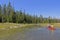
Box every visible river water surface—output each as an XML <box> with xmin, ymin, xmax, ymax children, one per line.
<box><xmin>0</xmin><ymin>27</ymin><xmax>60</xmax><ymax>40</ymax></box>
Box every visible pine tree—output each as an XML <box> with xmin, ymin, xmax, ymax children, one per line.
<box><xmin>0</xmin><ymin>5</ymin><xmax>2</xmax><ymax>22</ymax></box>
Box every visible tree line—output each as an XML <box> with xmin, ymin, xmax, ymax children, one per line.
<box><xmin>0</xmin><ymin>2</ymin><xmax>60</xmax><ymax>23</ymax></box>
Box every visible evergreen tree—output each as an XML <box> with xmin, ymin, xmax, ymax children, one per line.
<box><xmin>2</xmin><ymin>4</ymin><xmax>7</xmax><ymax>22</ymax></box>
<box><xmin>0</xmin><ymin>5</ymin><xmax>2</xmax><ymax>22</ymax></box>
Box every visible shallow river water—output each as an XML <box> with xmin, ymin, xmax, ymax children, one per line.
<box><xmin>0</xmin><ymin>27</ymin><xmax>60</xmax><ymax>40</ymax></box>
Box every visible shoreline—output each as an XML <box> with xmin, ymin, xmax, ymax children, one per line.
<box><xmin>0</xmin><ymin>23</ymin><xmax>60</xmax><ymax>38</ymax></box>
<box><xmin>0</xmin><ymin>23</ymin><xmax>60</xmax><ymax>29</ymax></box>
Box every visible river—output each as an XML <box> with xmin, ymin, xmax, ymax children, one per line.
<box><xmin>0</xmin><ymin>27</ymin><xmax>60</xmax><ymax>40</ymax></box>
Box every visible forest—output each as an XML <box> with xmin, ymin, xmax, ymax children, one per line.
<box><xmin>0</xmin><ymin>2</ymin><xmax>60</xmax><ymax>24</ymax></box>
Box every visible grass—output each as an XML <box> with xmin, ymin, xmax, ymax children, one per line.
<box><xmin>0</xmin><ymin>23</ymin><xmax>60</xmax><ymax>29</ymax></box>
<box><xmin>0</xmin><ymin>23</ymin><xmax>60</xmax><ymax>28</ymax></box>
<box><xmin>39</xmin><ymin>23</ymin><xmax>60</xmax><ymax>28</ymax></box>
<box><xmin>52</xmin><ymin>23</ymin><xmax>60</xmax><ymax>28</ymax></box>
<box><xmin>0</xmin><ymin>23</ymin><xmax>41</xmax><ymax>29</ymax></box>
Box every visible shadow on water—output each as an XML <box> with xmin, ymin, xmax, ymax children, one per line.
<box><xmin>0</xmin><ymin>27</ymin><xmax>60</xmax><ymax>40</ymax></box>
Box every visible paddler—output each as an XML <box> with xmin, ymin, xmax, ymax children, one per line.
<box><xmin>48</xmin><ymin>24</ymin><xmax>55</xmax><ymax>30</ymax></box>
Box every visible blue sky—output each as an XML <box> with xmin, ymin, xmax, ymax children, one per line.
<box><xmin>0</xmin><ymin>0</ymin><xmax>60</xmax><ymax>18</ymax></box>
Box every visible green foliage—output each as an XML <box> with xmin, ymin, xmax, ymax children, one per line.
<box><xmin>0</xmin><ymin>5</ymin><xmax>2</xmax><ymax>22</ymax></box>
<box><xmin>0</xmin><ymin>2</ymin><xmax>60</xmax><ymax>23</ymax></box>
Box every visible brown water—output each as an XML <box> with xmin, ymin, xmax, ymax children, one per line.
<box><xmin>0</xmin><ymin>27</ymin><xmax>60</xmax><ymax>40</ymax></box>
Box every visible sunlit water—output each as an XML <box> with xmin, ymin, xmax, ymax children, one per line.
<box><xmin>0</xmin><ymin>27</ymin><xmax>60</xmax><ymax>40</ymax></box>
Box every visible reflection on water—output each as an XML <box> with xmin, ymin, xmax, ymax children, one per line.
<box><xmin>0</xmin><ymin>27</ymin><xmax>60</xmax><ymax>40</ymax></box>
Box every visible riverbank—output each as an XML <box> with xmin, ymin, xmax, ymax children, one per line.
<box><xmin>0</xmin><ymin>23</ymin><xmax>60</xmax><ymax>38</ymax></box>
<box><xmin>0</xmin><ymin>23</ymin><xmax>41</xmax><ymax>38</ymax></box>
<box><xmin>0</xmin><ymin>23</ymin><xmax>60</xmax><ymax>29</ymax></box>
<box><xmin>40</xmin><ymin>23</ymin><xmax>60</xmax><ymax>28</ymax></box>
<box><xmin>0</xmin><ymin>23</ymin><xmax>41</xmax><ymax>29</ymax></box>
